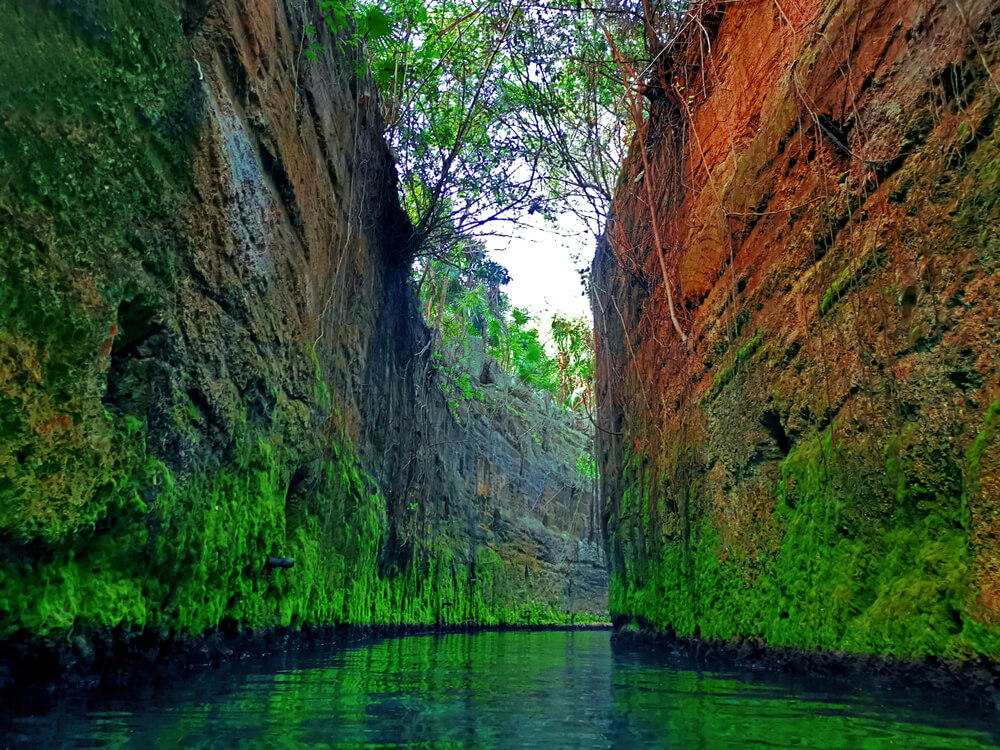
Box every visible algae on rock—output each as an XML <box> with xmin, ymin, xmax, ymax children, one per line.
<box><xmin>0</xmin><ymin>0</ymin><xmax>606</xmax><ymax>663</ymax></box>
<box><xmin>593</xmin><ymin>0</ymin><xmax>1000</xmax><ymax>661</ymax></box>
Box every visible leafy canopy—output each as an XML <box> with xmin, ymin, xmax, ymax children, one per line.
<box><xmin>417</xmin><ymin>248</ymin><xmax>593</xmax><ymax>409</ymax></box>
<box><xmin>307</xmin><ymin>0</ymin><xmax>691</xmax><ymax>400</ymax></box>
<box><xmin>310</xmin><ymin>0</ymin><xmax>692</xmax><ymax>253</ymax></box>
<box><xmin>323</xmin><ymin>0</ymin><xmax>656</xmax><ymax>253</ymax></box>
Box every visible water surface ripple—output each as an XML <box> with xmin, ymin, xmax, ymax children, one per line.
<box><xmin>6</xmin><ymin>630</ymin><xmax>999</xmax><ymax>748</ymax></box>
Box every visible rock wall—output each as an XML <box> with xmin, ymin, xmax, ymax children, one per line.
<box><xmin>594</xmin><ymin>0</ymin><xmax>1000</xmax><ymax>659</ymax></box>
<box><xmin>0</xmin><ymin>0</ymin><xmax>604</xmax><ymax>663</ymax></box>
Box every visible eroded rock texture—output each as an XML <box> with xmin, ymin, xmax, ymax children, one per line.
<box><xmin>0</xmin><ymin>0</ymin><xmax>604</xmax><ymax>663</ymax></box>
<box><xmin>594</xmin><ymin>0</ymin><xmax>1000</xmax><ymax>658</ymax></box>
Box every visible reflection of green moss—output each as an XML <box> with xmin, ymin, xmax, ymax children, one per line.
<box><xmin>10</xmin><ymin>630</ymin><xmax>1000</xmax><ymax>747</ymax></box>
<box><xmin>609</xmin><ymin>418</ymin><xmax>1000</xmax><ymax>659</ymax></box>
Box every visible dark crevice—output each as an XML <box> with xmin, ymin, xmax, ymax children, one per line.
<box><xmin>180</xmin><ymin>0</ymin><xmax>210</xmax><ymax>35</ymax></box>
<box><xmin>220</xmin><ymin>43</ymin><xmax>252</xmax><ymax>107</ymax></box>
<box><xmin>947</xmin><ymin>370</ymin><xmax>983</xmax><ymax>392</ymax></box>
<box><xmin>186</xmin><ymin>388</ymin><xmax>211</xmax><ymax>421</ymax></box>
<box><xmin>102</xmin><ymin>297</ymin><xmax>166</xmax><ymax>415</ymax></box>
<box><xmin>285</xmin><ymin>466</ymin><xmax>318</xmax><ymax>529</ymax></box>
<box><xmin>760</xmin><ymin>410</ymin><xmax>792</xmax><ymax>456</ymax></box>
<box><xmin>816</xmin><ymin>113</ymin><xmax>853</xmax><ymax>157</ymax></box>
<box><xmin>936</xmin><ymin>61</ymin><xmax>978</xmax><ymax>109</ymax></box>
<box><xmin>783</xmin><ymin>340</ymin><xmax>802</xmax><ymax>363</ymax></box>
<box><xmin>258</xmin><ymin>139</ymin><xmax>299</xmax><ymax>226</ymax></box>
<box><xmin>896</xmin><ymin>330</ymin><xmax>944</xmax><ymax>357</ymax></box>
<box><xmin>952</xmin><ymin>108</ymin><xmax>998</xmax><ymax>167</ymax></box>
<box><xmin>300</xmin><ymin>86</ymin><xmax>342</xmax><ymax>198</ymax></box>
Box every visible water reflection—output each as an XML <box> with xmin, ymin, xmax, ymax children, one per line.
<box><xmin>5</xmin><ymin>631</ymin><xmax>998</xmax><ymax>748</ymax></box>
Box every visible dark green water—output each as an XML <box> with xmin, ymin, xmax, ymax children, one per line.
<box><xmin>5</xmin><ymin>630</ymin><xmax>999</xmax><ymax>748</ymax></box>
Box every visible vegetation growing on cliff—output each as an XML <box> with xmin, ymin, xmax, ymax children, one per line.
<box><xmin>417</xmin><ymin>251</ymin><xmax>595</xmax><ymax>410</ymax></box>
<box><xmin>0</xmin><ymin>421</ymin><xmax>574</xmax><ymax>637</ymax></box>
<box><xmin>609</xmin><ymin>415</ymin><xmax>1000</xmax><ymax>660</ymax></box>
<box><xmin>597</xmin><ymin>0</ymin><xmax>1000</xmax><ymax>664</ymax></box>
<box><xmin>0</xmin><ymin>0</ymin><xmax>196</xmax><ymax>540</ymax></box>
<box><xmin>0</xmin><ymin>0</ymin><xmax>607</xmax><ymax>653</ymax></box>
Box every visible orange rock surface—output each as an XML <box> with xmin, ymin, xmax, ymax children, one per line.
<box><xmin>595</xmin><ymin>0</ymin><xmax>1000</xmax><ymax>656</ymax></box>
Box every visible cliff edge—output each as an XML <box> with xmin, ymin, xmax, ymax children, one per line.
<box><xmin>0</xmin><ymin>0</ymin><xmax>604</xmax><ymax>688</ymax></box>
<box><xmin>595</xmin><ymin>0</ymin><xmax>1000</xmax><ymax>660</ymax></box>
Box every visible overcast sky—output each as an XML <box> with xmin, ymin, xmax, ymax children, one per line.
<box><xmin>486</xmin><ymin>215</ymin><xmax>594</xmax><ymax>325</ymax></box>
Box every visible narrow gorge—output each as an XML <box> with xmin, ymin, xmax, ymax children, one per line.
<box><xmin>2</xmin><ymin>0</ymin><xmax>1000</xmax><ymax>714</ymax></box>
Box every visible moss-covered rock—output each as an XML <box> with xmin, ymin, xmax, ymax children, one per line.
<box><xmin>594</xmin><ymin>0</ymin><xmax>1000</xmax><ymax>662</ymax></box>
<box><xmin>0</xmin><ymin>0</ymin><xmax>605</xmax><ymax>670</ymax></box>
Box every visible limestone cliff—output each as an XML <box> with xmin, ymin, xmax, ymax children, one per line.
<box><xmin>0</xmin><ymin>0</ymin><xmax>604</xmax><ymax>673</ymax></box>
<box><xmin>595</xmin><ymin>0</ymin><xmax>1000</xmax><ymax>659</ymax></box>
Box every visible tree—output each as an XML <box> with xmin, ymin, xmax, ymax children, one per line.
<box><xmin>358</xmin><ymin>0</ymin><xmax>653</xmax><ymax>257</ymax></box>
<box><xmin>314</xmin><ymin>0</ymin><xmax>692</xmax><ymax>257</ymax></box>
<box><xmin>549</xmin><ymin>313</ymin><xmax>594</xmax><ymax>408</ymax></box>
<box><xmin>310</xmin><ymin>0</ymin><xmax>688</xmax><ymax>376</ymax></box>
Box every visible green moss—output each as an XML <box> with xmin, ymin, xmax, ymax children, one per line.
<box><xmin>1</xmin><ymin>408</ymin><xmax>583</xmax><ymax>637</ymax></box>
<box><xmin>736</xmin><ymin>330</ymin><xmax>764</xmax><ymax>362</ymax></box>
<box><xmin>818</xmin><ymin>245</ymin><xmax>886</xmax><ymax>315</ymax></box>
<box><xmin>952</xmin><ymin>137</ymin><xmax>1000</xmax><ymax>263</ymax></box>
<box><xmin>0</xmin><ymin>0</ymin><xmax>197</xmax><ymax>541</ymax></box>
<box><xmin>703</xmin><ymin>329</ymin><xmax>765</xmax><ymax>402</ymax></box>
<box><xmin>966</xmin><ymin>399</ymin><xmax>1000</xmax><ymax>491</ymax></box>
<box><xmin>609</xmin><ymin>422</ymin><xmax>1000</xmax><ymax>660</ymax></box>
<box><xmin>819</xmin><ymin>267</ymin><xmax>852</xmax><ymax>314</ymax></box>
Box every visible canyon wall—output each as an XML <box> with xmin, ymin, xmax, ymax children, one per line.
<box><xmin>0</xmin><ymin>0</ymin><xmax>604</xmax><ymax>671</ymax></box>
<box><xmin>595</xmin><ymin>0</ymin><xmax>1000</xmax><ymax>659</ymax></box>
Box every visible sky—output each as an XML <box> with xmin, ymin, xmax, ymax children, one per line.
<box><xmin>485</xmin><ymin>214</ymin><xmax>595</xmax><ymax>324</ymax></box>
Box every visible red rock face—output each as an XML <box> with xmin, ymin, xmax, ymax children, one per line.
<box><xmin>595</xmin><ymin>0</ymin><xmax>1000</xmax><ymax>655</ymax></box>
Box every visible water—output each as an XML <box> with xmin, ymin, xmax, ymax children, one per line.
<box><xmin>4</xmin><ymin>630</ymin><xmax>998</xmax><ymax>748</ymax></box>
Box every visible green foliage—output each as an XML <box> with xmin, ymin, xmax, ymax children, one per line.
<box><xmin>576</xmin><ymin>453</ymin><xmax>599</xmax><ymax>481</ymax></box>
<box><xmin>418</xmin><ymin>252</ymin><xmax>594</xmax><ymax>408</ymax></box>
<box><xmin>550</xmin><ymin>313</ymin><xmax>595</xmax><ymax>408</ymax></box>
<box><xmin>312</xmin><ymin>0</ymin><xmax>645</xmax><ymax>252</ymax></box>
<box><xmin>501</xmin><ymin>309</ymin><xmax>555</xmax><ymax>391</ymax></box>
<box><xmin>304</xmin><ymin>1</ymin><xmax>397</xmax><ymax>62</ymax></box>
